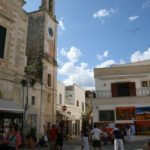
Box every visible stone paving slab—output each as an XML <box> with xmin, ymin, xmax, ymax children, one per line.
<box><xmin>21</xmin><ymin>140</ymin><xmax>145</xmax><ymax>150</ymax></box>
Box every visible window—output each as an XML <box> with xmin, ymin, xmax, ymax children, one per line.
<box><xmin>31</xmin><ymin>96</ymin><xmax>35</xmax><ymax>105</ymax></box>
<box><xmin>47</xmin><ymin>74</ymin><xmax>51</xmax><ymax>87</ymax></box>
<box><xmin>59</xmin><ymin>93</ymin><xmax>62</xmax><ymax>105</ymax></box>
<box><xmin>76</xmin><ymin>100</ymin><xmax>79</xmax><ymax>107</ymax></box>
<box><xmin>0</xmin><ymin>25</ymin><xmax>7</xmax><ymax>59</ymax></box>
<box><xmin>82</xmin><ymin>102</ymin><xmax>84</xmax><ymax>111</ymax></box>
<box><xmin>141</xmin><ymin>81</ymin><xmax>148</xmax><ymax>87</ymax></box>
<box><xmin>47</xmin><ymin>94</ymin><xmax>51</xmax><ymax>103</ymax></box>
<box><xmin>99</xmin><ymin>110</ymin><xmax>115</xmax><ymax>121</ymax></box>
<box><xmin>111</xmin><ymin>82</ymin><xmax>136</xmax><ymax>97</ymax></box>
<box><xmin>118</xmin><ymin>83</ymin><xmax>130</xmax><ymax>96</ymax></box>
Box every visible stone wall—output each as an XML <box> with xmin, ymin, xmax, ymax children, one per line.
<box><xmin>0</xmin><ymin>0</ymin><xmax>28</xmax><ymax>102</ymax></box>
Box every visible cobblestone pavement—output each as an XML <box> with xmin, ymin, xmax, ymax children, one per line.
<box><xmin>21</xmin><ymin>138</ymin><xmax>147</xmax><ymax>150</ymax></box>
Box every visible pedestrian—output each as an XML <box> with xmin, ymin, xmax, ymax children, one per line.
<box><xmin>142</xmin><ymin>140</ymin><xmax>150</xmax><ymax>150</ymax></box>
<box><xmin>56</xmin><ymin>124</ymin><xmax>64</xmax><ymax>150</ymax></box>
<box><xmin>112</xmin><ymin>125</ymin><xmax>124</xmax><ymax>150</ymax></box>
<box><xmin>90</xmin><ymin>124</ymin><xmax>103</xmax><ymax>150</ymax></box>
<box><xmin>126</xmin><ymin>125</ymin><xmax>132</xmax><ymax>141</ymax></box>
<box><xmin>49</xmin><ymin>124</ymin><xmax>57</xmax><ymax>150</ymax></box>
<box><xmin>81</xmin><ymin>130</ymin><xmax>84</xmax><ymax>150</ymax></box>
<box><xmin>82</xmin><ymin>125</ymin><xmax>89</xmax><ymax>150</ymax></box>
<box><xmin>102</xmin><ymin>129</ymin><xmax>108</xmax><ymax>145</ymax></box>
<box><xmin>7</xmin><ymin>124</ymin><xmax>20</xmax><ymax>150</ymax></box>
<box><xmin>0</xmin><ymin>130</ymin><xmax>9</xmax><ymax>150</ymax></box>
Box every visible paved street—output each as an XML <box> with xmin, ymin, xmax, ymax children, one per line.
<box><xmin>21</xmin><ymin>137</ymin><xmax>148</xmax><ymax>150</ymax></box>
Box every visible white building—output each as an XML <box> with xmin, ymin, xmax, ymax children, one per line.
<box><xmin>93</xmin><ymin>60</ymin><xmax>150</xmax><ymax>135</ymax></box>
<box><xmin>57</xmin><ymin>81</ymin><xmax>85</xmax><ymax>137</ymax></box>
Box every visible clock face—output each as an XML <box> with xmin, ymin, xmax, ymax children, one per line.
<box><xmin>48</xmin><ymin>27</ymin><xmax>53</xmax><ymax>37</ymax></box>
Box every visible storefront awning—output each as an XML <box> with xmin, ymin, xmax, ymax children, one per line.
<box><xmin>0</xmin><ymin>98</ymin><xmax>24</xmax><ymax>113</ymax></box>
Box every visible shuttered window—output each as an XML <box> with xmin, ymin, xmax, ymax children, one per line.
<box><xmin>111</xmin><ymin>82</ymin><xmax>136</xmax><ymax>97</ymax></box>
<box><xmin>111</xmin><ymin>83</ymin><xmax>118</xmax><ymax>97</ymax></box>
<box><xmin>129</xmin><ymin>82</ymin><xmax>136</xmax><ymax>96</ymax></box>
<box><xmin>0</xmin><ymin>25</ymin><xmax>6</xmax><ymax>59</ymax></box>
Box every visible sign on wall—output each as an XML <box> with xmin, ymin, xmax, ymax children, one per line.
<box><xmin>116</xmin><ymin>107</ymin><xmax>135</xmax><ymax>120</ymax></box>
<box><xmin>136</xmin><ymin>107</ymin><xmax>150</xmax><ymax>120</ymax></box>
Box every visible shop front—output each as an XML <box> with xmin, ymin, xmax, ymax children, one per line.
<box><xmin>136</xmin><ymin>107</ymin><xmax>150</xmax><ymax>135</ymax></box>
<box><xmin>0</xmin><ymin>99</ymin><xmax>23</xmax><ymax>137</ymax></box>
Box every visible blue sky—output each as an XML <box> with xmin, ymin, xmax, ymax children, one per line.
<box><xmin>24</xmin><ymin>0</ymin><xmax>150</xmax><ymax>89</ymax></box>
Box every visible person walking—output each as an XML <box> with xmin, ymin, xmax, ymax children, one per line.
<box><xmin>112</xmin><ymin>125</ymin><xmax>124</xmax><ymax>150</ymax></box>
<box><xmin>49</xmin><ymin>124</ymin><xmax>57</xmax><ymax>150</ymax></box>
<box><xmin>103</xmin><ymin>129</ymin><xmax>108</xmax><ymax>145</ymax></box>
<box><xmin>56</xmin><ymin>124</ymin><xmax>64</xmax><ymax>150</ymax></box>
<box><xmin>7</xmin><ymin>124</ymin><xmax>20</xmax><ymax>150</ymax></box>
<box><xmin>126</xmin><ymin>125</ymin><xmax>132</xmax><ymax>142</ymax></box>
<box><xmin>82</xmin><ymin>125</ymin><xmax>89</xmax><ymax>150</ymax></box>
<box><xmin>90</xmin><ymin>124</ymin><xmax>103</xmax><ymax>150</ymax></box>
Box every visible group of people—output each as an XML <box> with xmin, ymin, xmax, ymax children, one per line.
<box><xmin>0</xmin><ymin>121</ymin><xmax>65</xmax><ymax>150</ymax></box>
<box><xmin>81</xmin><ymin>124</ymin><xmax>125</xmax><ymax>150</ymax></box>
<box><xmin>0</xmin><ymin>124</ymin><xmax>21</xmax><ymax>150</ymax></box>
<box><xmin>47</xmin><ymin>123</ymin><xmax>64</xmax><ymax>150</ymax></box>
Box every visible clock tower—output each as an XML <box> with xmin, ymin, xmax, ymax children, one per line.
<box><xmin>40</xmin><ymin>0</ymin><xmax>55</xmax><ymax>16</ymax></box>
<box><xmin>26</xmin><ymin>0</ymin><xmax>57</xmax><ymax>134</ymax></box>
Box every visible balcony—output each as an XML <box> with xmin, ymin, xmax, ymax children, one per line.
<box><xmin>95</xmin><ymin>88</ymin><xmax>150</xmax><ymax>98</ymax></box>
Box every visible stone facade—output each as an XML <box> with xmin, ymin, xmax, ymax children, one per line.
<box><xmin>0</xmin><ymin>0</ymin><xmax>28</xmax><ymax>136</ymax></box>
<box><xmin>0</xmin><ymin>0</ymin><xmax>57</xmax><ymax>135</ymax></box>
<box><xmin>25</xmin><ymin>0</ymin><xmax>57</xmax><ymax>134</ymax></box>
<box><xmin>0</xmin><ymin>0</ymin><xmax>28</xmax><ymax>105</ymax></box>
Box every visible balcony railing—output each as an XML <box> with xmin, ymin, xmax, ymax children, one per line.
<box><xmin>95</xmin><ymin>88</ymin><xmax>150</xmax><ymax>98</ymax></box>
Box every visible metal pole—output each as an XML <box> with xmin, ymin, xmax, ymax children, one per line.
<box><xmin>39</xmin><ymin>79</ymin><xmax>43</xmax><ymax>135</ymax></box>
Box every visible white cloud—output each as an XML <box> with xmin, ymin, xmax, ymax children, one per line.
<box><xmin>128</xmin><ymin>15</ymin><xmax>139</xmax><ymax>21</ymax></box>
<box><xmin>60</xmin><ymin>47</ymin><xmax>81</xmax><ymax>63</ymax></box>
<box><xmin>63</xmin><ymin>63</ymin><xmax>94</xmax><ymax>89</ymax></box>
<box><xmin>96</xmin><ymin>60</ymin><xmax>116</xmax><ymax>68</ymax></box>
<box><xmin>97</xmin><ymin>50</ymin><xmax>109</xmax><ymax>60</ymax></box>
<box><xmin>119</xmin><ymin>59</ymin><xmax>126</xmax><ymax>64</ymax></box>
<box><xmin>58</xmin><ymin>18</ymin><xmax>65</xmax><ymax>31</ymax></box>
<box><xmin>58</xmin><ymin>47</ymin><xmax>94</xmax><ymax>89</ymax></box>
<box><xmin>130</xmin><ymin>48</ymin><xmax>150</xmax><ymax>62</ymax></box>
<box><xmin>93</xmin><ymin>8</ymin><xmax>117</xmax><ymax>19</ymax></box>
<box><xmin>67</xmin><ymin>47</ymin><xmax>81</xmax><ymax>62</ymax></box>
<box><xmin>142</xmin><ymin>0</ymin><xmax>150</xmax><ymax>8</ymax></box>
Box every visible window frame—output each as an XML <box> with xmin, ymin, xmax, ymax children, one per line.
<box><xmin>0</xmin><ymin>25</ymin><xmax>7</xmax><ymax>59</ymax></box>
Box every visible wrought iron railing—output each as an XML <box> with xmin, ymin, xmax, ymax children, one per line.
<box><xmin>95</xmin><ymin>88</ymin><xmax>150</xmax><ymax>98</ymax></box>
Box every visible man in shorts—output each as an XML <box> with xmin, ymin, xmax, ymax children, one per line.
<box><xmin>90</xmin><ymin>124</ymin><xmax>103</xmax><ymax>150</ymax></box>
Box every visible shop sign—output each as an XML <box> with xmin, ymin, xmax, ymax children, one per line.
<box><xmin>116</xmin><ymin>107</ymin><xmax>135</xmax><ymax>120</ymax></box>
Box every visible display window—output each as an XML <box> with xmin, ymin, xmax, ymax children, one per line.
<box><xmin>99</xmin><ymin>110</ymin><xmax>115</xmax><ymax>121</ymax></box>
<box><xmin>116</xmin><ymin>107</ymin><xmax>135</xmax><ymax>120</ymax></box>
<box><xmin>136</xmin><ymin>120</ymin><xmax>150</xmax><ymax>135</ymax></box>
<box><xmin>136</xmin><ymin>107</ymin><xmax>150</xmax><ymax>120</ymax></box>
<box><xmin>0</xmin><ymin>111</ymin><xmax>23</xmax><ymax>137</ymax></box>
